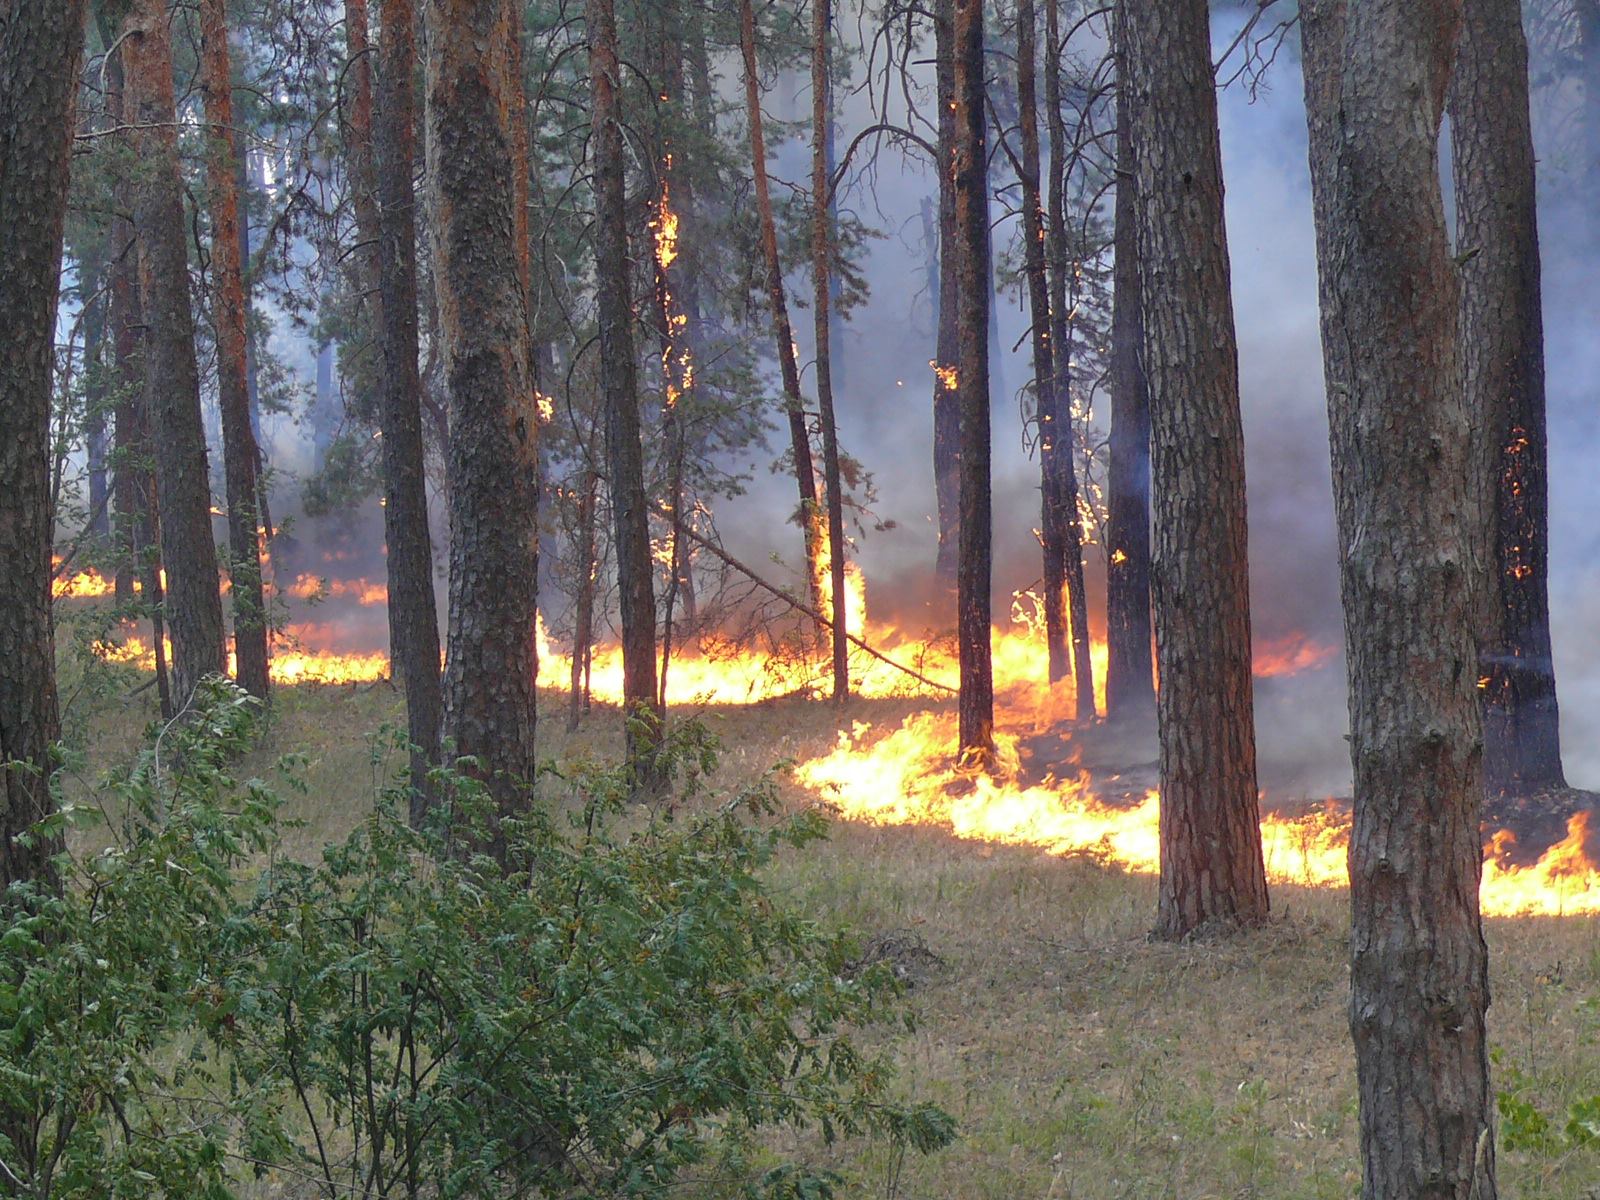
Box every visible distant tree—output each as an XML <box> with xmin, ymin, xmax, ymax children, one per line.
<box><xmin>1124</xmin><ymin>0</ymin><xmax>1268</xmax><ymax>938</ymax></box>
<box><xmin>0</xmin><ymin>0</ymin><xmax>87</xmax><ymax>892</ymax></box>
<box><xmin>1301</xmin><ymin>1</ymin><xmax>1498</xmax><ymax>1194</ymax></box>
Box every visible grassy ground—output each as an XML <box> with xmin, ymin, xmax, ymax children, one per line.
<box><xmin>57</xmin><ymin>674</ymin><xmax>1600</xmax><ymax>1198</ymax></box>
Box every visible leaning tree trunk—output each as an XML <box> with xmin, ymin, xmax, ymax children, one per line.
<box><xmin>200</xmin><ymin>0</ymin><xmax>271</xmax><ymax>701</ymax></box>
<box><xmin>952</xmin><ymin>0</ymin><xmax>993</xmax><ymax>766</ymax></box>
<box><xmin>589</xmin><ymin>0</ymin><xmax>660</xmax><ymax>765</ymax></box>
<box><xmin>424</xmin><ymin>0</ymin><xmax>540</xmax><ymax>848</ymax></box>
<box><xmin>811</xmin><ymin>0</ymin><xmax>849</xmax><ymax>702</ymax></box>
<box><xmin>1450</xmin><ymin>0</ymin><xmax>1564</xmax><ymax>796</ymax></box>
<box><xmin>378</xmin><ymin>0</ymin><xmax>443</xmax><ymax>824</ymax></box>
<box><xmin>1104</xmin><ymin>0</ymin><xmax>1155</xmax><ymax>724</ymax></box>
<box><xmin>123</xmin><ymin>0</ymin><xmax>228</xmax><ymax>710</ymax></box>
<box><xmin>1300</xmin><ymin>3</ymin><xmax>1498</xmax><ymax>1196</ymax></box>
<box><xmin>932</xmin><ymin>0</ymin><xmax>960</xmax><ymax>592</ymax></box>
<box><xmin>1124</xmin><ymin>0</ymin><xmax>1268</xmax><ymax>939</ymax></box>
<box><xmin>0</xmin><ymin>0</ymin><xmax>86</xmax><ymax>893</ymax></box>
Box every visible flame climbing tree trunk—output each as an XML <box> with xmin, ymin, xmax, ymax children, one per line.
<box><xmin>200</xmin><ymin>0</ymin><xmax>270</xmax><ymax>702</ymax></box>
<box><xmin>0</xmin><ymin>0</ymin><xmax>86</xmax><ymax>893</ymax></box>
<box><xmin>122</xmin><ymin>0</ymin><xmax>228</xmax><ymax>711</ymax></box>
<box><xmin>812</xmin><ymin>0</ymin><xmax>849</xmax><ymax>702</ymax></box>
<box><xmin>1104</xmin><ymin>0</ymin><xmax>1155</xmax><ymax>725</ymax></box>
<box><xmin>1301</xmin><ymin>2</ymin><xmax>1499</xmax><ymax>1195</ymax></box>
<box><xmin>589</xmin><ymin>0</ymin><xmax>660</xmax><ymax>765</ymax></box>
<box><xmin>952</xmin><ymin>0</ymin><xmax>993</xmax><ymax>765</ymax></box>
<box><xmin>931</xmin><ymin>0</ymin><xmax>960</xmax><ymax>593</ymax></box>
<box><xmin>1124</xmin><ymin>0</ymin><xmax>1268</xmax><ymax>939</ymax></box>
<box><xmin>1450</xmin><ymin>0</ymin><xmax>1565</xmax><ymax>797</ymax></box>
<box><xmin>377</xmin><ymin>0</ymin><xmax>443</xmax><ymax>823</ymax></box>
<box><xmin>424</xmin><ymin>0</ymin><xmax>540</xmax><ymax>845</ymax></box>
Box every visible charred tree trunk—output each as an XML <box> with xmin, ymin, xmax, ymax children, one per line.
<box><xmin>1104</xmin><ymin>0</ymin><xmax>1155</xmax><ymax>724</ymax></box>
<box><xmin>1450</xmin><ymin>0</ymin><xmax>1564</xmax><ymax>796</ymax></box>
<box><xmin>932</xmin><ymin>0</ymin><xmax>960</xmax><ymax>592</ymax></box>
<box><xmin>200</xmin><ymin>0</ymin><xmax>270</xmax><ymax>701</ymax></box>
<box><xmin>589</xmin><ymin>0</ymin><xmax>660</xmax><ymax>764</ymax></box>
<box><xmin>424</xmin><ymin>0</ymin><xmax>540</xmax><ymax>844</ymax></box>
<box><xmin>123</xmin><ymin>0</ymin><xmax>228</xmax><ymax>710</ymax></box>
<box><xmin>1124</xmin><ymin>0</ymin><xmax>1268</xmax><ymax>939</ymax></box>
<box><xmin>378</xmin><ymin>0</ymin><xmax>443</xmax><ymax>823</ymax></box>
<box><xmin>812</xmin><ymin>0</ymin><xmax>849</xmax><ymax>702</ymax></box>
<box><xmin>1301</xmin><ymin>3</ymin><xmax>1498</xmax><ymax>1195</ymax></box>
<box><xmin>0</xmin><ymin>0</ymin><xmax>85</xmax><ymax>893</ymax></box>
<box><xmin>952</xmin><ymin>0</ymin><xmax>993</xmax><ymax>765</ymax></box>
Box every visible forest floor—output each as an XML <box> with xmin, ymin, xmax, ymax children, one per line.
<box><xmin>64</xmin><ymin>677</ymin><xmax>1600</xmax><ymax>1199</ymax></box>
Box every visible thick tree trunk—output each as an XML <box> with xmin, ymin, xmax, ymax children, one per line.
<box><xmin>378</xmin><ymin>0</ymin><xmax>443</xmax><ymax>823</ymax></box>
<box><xmin>123</xmin><ymin>0</ymin><xmax>228</xmax><ymax>711</ymax></box>
<box><xmin>952</xmin><ymin>0</ymin><xmax>993</xmax><ymax>765</ymax></box>
<box><xmin>588</xmin><ymin>0</ymin><xmax>660</xmax><ymax>764</ymax></box>
<box><xmin>1104</xmin><ymin>0</ymin><xmax>1155</xmax><ymax>724</ymax></box>
<box><xmin>1124</xmin><ymin>0</ymin><xmax>1268</xmax><ymax>939</ymax></box>
<box><xmin>200</xmin><ymin>0</ymin><xmax>271</xmax><ymax>701</ymax></box>
<box><xmin>1450</xmin><ymin>0</ymin><xmax>1564</xmax><ymax>796</ymax></box>
<box><xmin>0</xmin><ymin>0</ymin><xmax>86</xmax><ymax>893</ymax></box>
<box><xmin>932</xmin><ymin>0</ymin><xmax>960</xmax><ymax>592</ymax></box>
<box><xmin>424</xmin><ymin>0</ymin><xmax>540</xmax><ymax>843</ymax></box>
<box><xmin>812</xmin><ymin>0</ymin><xmax>849</xmax><ymax>702</ymax></box>
<box><xmin>1300</xmin><ymin>3</ymin><xmax>1498</xmax><ymax>1196</ymax></box>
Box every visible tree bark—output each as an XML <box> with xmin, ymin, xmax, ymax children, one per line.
<box><xmin>200</xmin><ymin>0</ymin><xmax>270</xmax><ymax>701</ymax></box>
<box><xmin>1450</xmin><ymin>0</ymin><xmax>1564</xmax><ymax>796</ymax></box>
<box><xmin>932</xmin><ymin>0</ymin><xmax>960</xmax><ymax>592</ymax></box>
<box><xmin>1124</xmin><ymin>0</ymin><xmax>1268</xmax><ymax>939</ymax></box>
<box><xmin>0</xmin><ymin>0</ymin><xmax>86</xmax><ymax>893</ymax></box>
<box><xmin>568</xmin><ymin>469</ymin><xmax>598</xmax><ymax>733</ymax></box>
<box><xmin>1300</xmin><ymin>3</ymin><xmax>1498</xmax><ymax>1195</ymax></box>
<box><xmin>424</xmin><ymin>0</ymin><xmax>540</xmax><ymax>843</ymax></box>
<box><xmin>1104</xmin><ymin>0</ymin><xmax>1155</xmax><ymax>724</ymax></box>
<box><xmin>952</xmin><ymin>0</ymin><xmax>993</xmax><ymax>765</ymax></box>
<box><xmin>378</xmin><ymin>0</ymin><xmax>443</xmax><ymax>824</ymax></box>
<box><xmin>123</xmin><ymin>0</ymin><xmax>228</xmax><ymax>711</ymax></box>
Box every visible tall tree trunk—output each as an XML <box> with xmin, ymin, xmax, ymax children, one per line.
<box><xmin>739</xmin><ymin>0</ymin><xmax>824</xmax><ymax>617</ymax></box>
<box><xmin>932</xmin><ymin>0</ymin><xmax>960</xmax><ymax>592</ymax></box>
<box><xmin>103</xmin><ymin>28</ymin><xmax>142</xmax><ymax>608</ymax></box>
<box><xmin>812</xmin><ymin>0</ymin><xmax>849</xmax><ymax>702</ymax></box>
<box><xmin>84</xmin><ymin>288</ymin><xmax>111</xmax><ymax>542</ymax></box>
<box><xmin>568</xmin><ymin>469</ymin><xmax>598</xmax><ymax>733</ymax></box>
<box><xmin>952</xmin><ymin>0</ymin><xmax>993</xmax><ymax>765</ymax></box>
<box><xmin>588</xmin><ymin>0</ymin><xmax>659</xmax><ymax>764</ymax></box>
<box><xmin>0</xmin><ymin>0</ymin><xmax>86</xmax><ymax>893</ymax></box>
<box><xmin>200</xmin><ymin>0</ymin><xmax>270</xmax><ymax>701</ymax></box>
<box><xmin>123</xmin><ymin>0</ymin><xmax>228</xmax><ymax>710</ymax></box>
<box><xmin>424</xmin><ymin>0</ymin><xmax>540</xmax><ymax>845</ymax></box>
<box><xmin>1450</xmin><ymin>0</ymin><xmax>1564</xmax><ymax>796</ymax></box>
<box><xmin>1104</xmin><ymin>0</ymin><xmax>1155</xmax><ymax>724</ymax></box>
<box><xmin>378</xmin><ymin>0</ymin><xmax>443</xmax><ymax>824</ymax></box>
<box><xmin>1300</xmin><ymin>4</ymin><xmax>1498</xmax><ymax>1196</ymax></box>
<box><xmin>1124</xmin><ymin>0</ymin><xmax>1268</xmax><ymax>939</ymax></box>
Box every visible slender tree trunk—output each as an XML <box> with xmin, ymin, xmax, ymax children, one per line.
<box><xmin>0</xmin><ymin>0</ymin><xmax>86</xmax><ymax>893</ymax></box>
<box><xmin>377</xmin><ymin>0</ymin><xmax>443</xmax><ymax>823</ymax></box>
<box><xmin>84</xmin><ymin>289</ymin><xmax>111</xmax><ymax>542</ymax></box>
<box><xmin>569</xmin><ymin>469</ymin><xmax>598</xmax><ymax>733</ymax></box>
<box><xmin>1302</xmin><ymin>2</ymin><xmax>1498</xmax><ymax>1193</ymax></box>
<box><xmin>932</xmin><ymin>0</ymin><xmax>960</xmax><ymax>592</ymax></box>
<box><xmin>200</xmin><ymin>0</ymin><xmax>270</xmax><ymax>701</ymax></box>
<box><xmin>952</xmin><ymin>0</ymin><xmax>993</xmax><ymax>765</ymax></box>
<box><xmin>1124</xmin><ymin>0</ymin><xmax>1268</xmax><ymax>939</ymax></box>
<box><xmin>424</xmin><ymin>0</ymin><xmax>540</xmax><ymax>845</ymax></box>
<box><xmin>1104</xmin><ymin>0</ymin><xmax>1155</xmax><ymax>724</ymax></box>
<box><xmin>812</xmin><ymin>0</ymin><xmax>849</xmax><ymax>702</ymax></box>
<box><xmin>1450</xmin><ymin>0</ymin><xmax>1564</xmax><ymax>797</ymax></box>
<box><xmin>123</xmin><ymin>0</ymin><xmax>228</xmax><ymax>711</ymax></box>
<box><xmin>103</xmin><ymin>32</ymin><xmax>141</xmax><ymax>609</ymax></box>
<box><xmin>588</xmin><ymin>0</ymin><xmax>660</xmax><ymax>765</ymax></box>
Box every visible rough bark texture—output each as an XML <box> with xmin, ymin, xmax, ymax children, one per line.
<box><xmin>952</xmin><ymin>0</ymin><xmax>993</xmax><ymax>764</ymax></box>
<box><xmin>588</xmin><ymin>0</ymin><xmax>660</xmax><ymax>762</ymax></box>
<box><xmin>1124</xmin><ymin>0</ymin><xmax>1268</xmax><ymax>939</ymax></box>
<box><xmin>200</xmin><ymin>0</ymin><xmax>270</xmax><ymax>701</ymax></box>
<box><xmin>1300</xmin><ymin>3</ymin><xmax>1498</xmax><ymax>1196</ymax></box>
<box><xmin>1104</xmin><ymin>0</ymin><xmax>1155</xmax><ymax>724</ymax></box>
<box><xmin>123</xmin><ymin>0</ymin><xmax>228</xmax><ymax>711</ymax></box>
<box><xmin>931</xmin><ymin>0</ymin><xmax>960</xmax><ymax>592</ymax></box>
<box><xmin>811</xmin><ymin>0</ymin><xmax>849</xmax><ymax>702</ymax></box>
<box><xmin>1449</xmin><ymin>0</ymin><xmax>1564</xmax><ymax>796</ymax></box>
<box><xmin>0</xmin><ymin>0</ymin><xmax>86</xmax><ymax>892</ymax></box>
<box><xmin>378</xmin><ymin>0</ymin><xmax>443</xmax><ymax>823</ymax></box>
<box><xmin>425</xmin><ymin>0</ymin><xmax>540</xmax><ymax>839</ymax></box>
